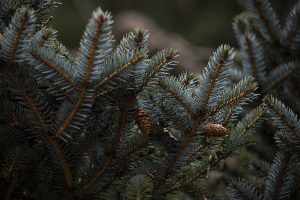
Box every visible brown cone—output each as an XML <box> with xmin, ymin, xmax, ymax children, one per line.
<box><xmin>204</xmin><ymin>123</ymin><xmax>227</xmax><ymax>137</ymax></box>
<box><xmin>135</xmin><ymin>108</ymin><xmax>152</xmax><ymax>135</ymax></box>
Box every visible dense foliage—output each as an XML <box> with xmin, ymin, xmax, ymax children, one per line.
<box><xmin>224</xmin><ymin>0</ymin><xmax>300</xmax><ymax>199</ymax></box>
<box><xmin>0</xmin><ymin>0</ymin><xmax>299</xmax><ymax>200</ymax></box>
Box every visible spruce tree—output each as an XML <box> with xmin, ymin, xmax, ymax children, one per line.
<box><xmin>0</xmin><ymin>1</ymin><xmax>262</xmax><ymax>199</ymax></box>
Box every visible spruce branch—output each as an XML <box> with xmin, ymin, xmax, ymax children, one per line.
<box><xmin>239</xmin><ymin>32</ymin><xmax>266</xmax><ymax>85</ymax></box>
<box><xmin>159</xmin><ymin>99</ymin><xmax>193</xmax><ymax>132</ymax></box>
<box><xmin>132</xmin><ymin>29</ymin><xmax>149</xmax><ymax>51</ymax></box>
<box><xmin>274</xmin><ymin>130</ymin><xmax>300</xmax><ymax>152</ymax></box>
<box><xmin>30</xmin><ymin>28</ymin><xmax>57</xmax><ymax>48</ymax></box>
<box><xmin>78</xmin><ymin>97</ymin><xmax>134</xmax><ymax>195</ymax></box>
<box><xmin>0</xmin><ymin>100</ymin><xmax>28</xmax><ymax>127</ymax></box>
<box><xmin>263</xmin><ymin>152</ymin><xmax>296</xmax><ymax>200</ymax></box>
<box><xmin>229</xmin><ymin>104</ymin><xmax>266</xmax><ymax>139</ymax></box>
<box><xmin>164</xmin><ymin>45</ymin><xmax>235</xmax><ymax>176</ymax></box>
<box><xmin>263</xmin><ymin>61</ymin><xmax>299</xmax><ymax>94</ymax></box>
<box><xmin>78</xmin><ymin>155</ymin><xmax>112</xmax><ymax>197</ymax></box>
<box><xmin>0</xmin><ymin>8</ymin><xmax>36</xmax><ymax>63</ymax></box>
<box><xmin>222</xmin><ymin>105</ymin><xmax>238</xmax><ymax>126</ymax></box>
<box><xmin>138</xmin><ymin>47</ymin><xmax>177</xmax><ymax>89</ymax></box>
<box><xmin>209</xmin><ymin>76</ymin><xmax>258</xmax><ymax>116</ymax></box>
<box><xmin>126</xmin><ymin>174</ymin><xmax>154</xmax><ymax>200</ymax></box>
<box><xmin>1</xmin><ymin>69</ymin><xmax>73</xmax><ymax>196</ymax></box>
<box><xmin>263</xmin><ymin>95</ymin><xmax>300</xmax><ymax>141</ymax></box>
<box><xmin>2</xmin><ymin>1</ymin><xmax>293</xmax><ymax>199</ymax></box>
<box><xmin>282</xmin><ymin>1</ymin><xmax>300</xmax><ymax>52</ymax></box>
<box><xmin>116</xmin><ymin>134</ymin><xmax>149</xmax><ymax>159</ymax></box>
<box><xmin>117</xmin><ymin>28</ymin><xmax>149</xmax><ymax>53</ymax></box>
<box><xmin>227</xmin><ymin>178</ymin><xmax>263</xmax><ymax>200</ymax></box>
<box><xmin>200</xmin><ymin>105</ymin><xmax>267</xmax><ymax>186</ymax></box>
<box><xmin>29</xmin><ymin>46</ymin><xmax>76</xmax><ymax>90</ymax></box>
<box><xmin>94</xmin><ymin>52</ymin><xmax>145</xmax><ymax>89</ymax></box>
<box><xmin>77</xmin><ymin>7</ymin><xmax>113</xmax><ymax>84</ymax></box>
<box><xmin>246</xmin><ymin>0</ymin><xmax>281</xmax><ymax>43</ymax></box>
<box><xmin>3</xmin><ymin>67</ymin><xmax>49</xmax><ymax>132</ymax></box>
<box><xmin>197</xmin><ymin>45</ymin><xmax>235</xmax><ymax>113</ymax></box>
<box><xmin>233</xmin><ymin>13</ymin><xmax>256</xmax><ymax>44</ymax></box>
<box><xmin>52</xmin><ymin>89</ymin><xmax>94</xmax><ymax>140</ymax></box>
<box><xmin>158</xmin><ymin>76</ymin><xmax>196</xmax><ymax>116</ymax></box>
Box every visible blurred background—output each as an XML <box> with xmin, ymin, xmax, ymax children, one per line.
<box><xmin>49</xmin><ymin>0</ymin><xmax>296</xmax><ymax>71</ymax></box>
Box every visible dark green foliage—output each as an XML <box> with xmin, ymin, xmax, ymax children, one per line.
<box><xmin>1</xmin><ymin>0</ymin><xmax>300</xmax><ymax>199</ymax></box>
<box><xmin>223</xmin><ymin>0</ymin><xmax>300</xmax><ymax>199</ymax></box>
<box><xmin>227</xmin><ymin>178</ymin><xmax>263</xmax><ymax>200</ymax></box>
<box><xmin>0</xmin><ymin>0</ymin><xmax>59</xmax><ymax>33</ymax></box>
<box><xmin>0</xmin><ymin>1</ymin><xmax>263</xmax><ymax>199</ymax></box>
<box><xmin>233</xmin><ymin>0</ymin><xmax>300</xmax><ymax>111</ymax></box>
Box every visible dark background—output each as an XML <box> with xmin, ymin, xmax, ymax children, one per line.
<box><xmin>50</xmin><ymin>0</ymin><xmax>296</xmax><ymax>49</ymax></box>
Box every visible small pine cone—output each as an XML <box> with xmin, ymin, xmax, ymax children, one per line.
<box><xmin>204</xmin><ymin>123</ymin><xmax>227</xmax><ymax>137</ymax></box>
<box><xmin>135</xmin><ymin>108</ymin><xmax>152</xmax><ymax>135</ymax></box>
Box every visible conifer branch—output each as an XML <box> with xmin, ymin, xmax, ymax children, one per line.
<box><xmin>263</xmin><ymin>95</ymin><xmax>300</xmax><ymax>141</ymax></box>
<box><xmin>0</xmin><ymin>8</ymin><xmax>36</xmax><ymax>63</ymax></box>
<box><xmin>158</xmin><ymin>77</ymin><xmax>196</xmax><ymax>116</ymax></box>
<box><xmin>116</xmin><ymin>137</ymin><xmax>149</xmax><ymax>159</ymax></box>
<box><xmin>77</xmin><ymin>7</ymin><xmax>113</xmax><ymax>84</ymax></box>
<box><xmin>117</xmin><ymin>29</ymin><xmax>149</xmax><ymax>52</ymax></box>
<box><xmin>282</xmin><ymin>1</ymin><xmax>300</xmax><ymax>51</ymax></box>
<box><xmin>9</xmin><ymin>14</ymin><xmax>26</xmax><ymax>62</ymax></box>
<box><xmin>3</xmin><ymin>67</ymin><xmax>49</xmax><ymax>132</ymax></box>
<box><xmin>134</xmin><ymin>29</ymin><xmax>145</xmax><ymax>50</ymax></box>
<box><xmin>30</xmin><ymin>50</ymin><xmax>76</xmax><ymax>87</ymax></box>
<box><xmin>2</xmin><ymin>68</ymin><xmax>73</xmax><ymax>194</ymax></box>
<box><xmin>227</xmin><ymin>178</ymin><xmax>262</xmax><ymax>200</ymax></box>
<box><xmin>94</xmin><ymin>86</ymin><xmax>125</xmax><ymax>99</ymax></box>
<box><xmin>94</xmin><ymin>53</ymin><xmax>145</xmax><ymax>89</ymax></box>
<box><xmin>47</xmin><ymin>135</ymin><xmax>74</xmax><ymax>193</ymax></box>
<box><xmin>240</xmin><ymin>33</ymin><xmax>266</xmax><ymax>85</ymax></box>
<box><xmin>263</xmin><ymin>61</ymin><xmax>298</xmax><ymax>94</ymax></box>
<box><xmin>140</xmin><ymin>48</ymin><xmax>177</xmax><ymax>89</ymax></box>
<box><xmin>164</xmin><ymin>117</ymin><xmax>202</xmax><ymax>176</ymax></box>
<box><xmin>45</xmin><ymin>8</ymin><xmax>111</xmax><ymax>140</ymax></box>
<box><xmin>233</xmin><ymin>14</ymin><xmax>255</xmax><ymax>41</ymax></box>
<box><xmin>246</xmin><ymin>0</ymin><xmax>281</xmax><ymax>42</ymax></box>
<box><xmin>84</xmin><ymin>13</ymin><xmax>104</xmax><ymax>83</ymax></box>
<box><xmin>111</xmin><ymin>99</ymin><xmax>133</xmax><ymax>152</ymax></box>
<box><xmin>159</xmin><ymin>102</ymin><xmax>191</xmax><ymax>133</ymax></box>
<box><xmin>263</xmin><ymin>152</ymin><xmax>295</xmax><ymax>200</ymax></box>
<box><xmin>209</xmin><ymin>76</ymin><xmax>258</xmax><ymax>116</ymax></box>
<box><xmin>79</xmin><ymin>98</ymin><xmax>133</xmax><ymax>195</ymax></box>
<box><xmin>164</xmin><ymin>46</ymin><xmax>235</xmax><ymax>176</ymax></box>
<box><xmin>4</xmin><ymin>2</ymin><xmax>297</xmax><ymax>199</ymax></box>
<box><xmin>222</xmin><ymin>106</ymin><xmax>236</xmax><ymax>126</ymax></box>
<box><xmin>231</xmin><ymin>104</ymin><xmax>266</xmax><ymax>137</ymax></box>
<box><xmin>199</xmin><ymin>48</ymin><xmax>229</xmax><ymax>112</ymax></box>
<box><xmin>54</xmin><ymin>89</ymin><xmax>92</xmax><ymax>138</ymax></box>
<box><xmin>78</xmin><ymin>155</ymin><xmax>112</xmax><ymax>196</ymax></box>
